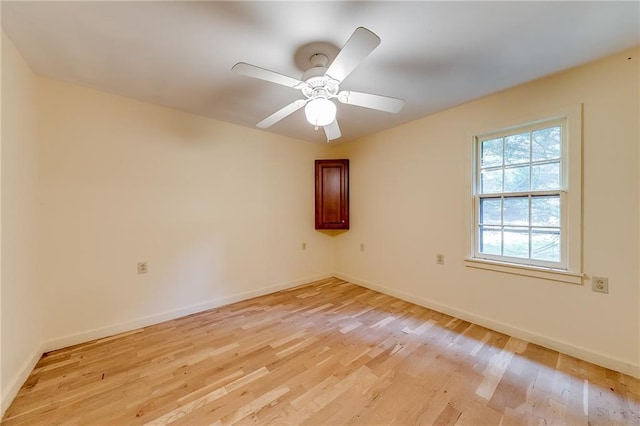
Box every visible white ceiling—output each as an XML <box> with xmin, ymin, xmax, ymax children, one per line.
<box><xmin>2</xmin><ymin>1</ymin><xmax>638</xmax><ymax>143</ymax></box>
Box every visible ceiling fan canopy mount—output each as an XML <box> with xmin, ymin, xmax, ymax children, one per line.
<box><xmin>232</xmin><ymin>27</ymin><xmax>405</xmax><ymax>141</ymax></box>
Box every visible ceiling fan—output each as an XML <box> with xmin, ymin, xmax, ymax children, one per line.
<box><xmin>232</xmin><ymin>27</ymin><xmax>405</xmax><ymax>141</ymax></box>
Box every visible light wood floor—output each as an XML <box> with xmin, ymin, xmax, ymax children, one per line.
<box><xmin>3</xmin><ymin>277</ymin><xmax>639</xmax><ymax>425</ymax></box>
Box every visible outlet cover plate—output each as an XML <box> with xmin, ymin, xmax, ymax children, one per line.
<box><xmin>592</xmin><ymin>276</ymin><xmax>608</xmax><ymax>294</ymax></box>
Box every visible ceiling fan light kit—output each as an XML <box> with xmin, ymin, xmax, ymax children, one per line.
<box><xmin>305</xmin><ymin>98</ymin><xmax>336</xmax><ymax>127</ymax></box>
<box><xmin>232</xmin><ymin>27</ymin><xmax>405</xmax><ymax>141</ymax></box>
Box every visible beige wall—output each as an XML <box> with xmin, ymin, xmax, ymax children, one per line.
<box><xmin>333</xmin><ymin>48</ymin><xmax>640</xmax><ymax>375</ymax></box>
<box><xmin>1</xmin><ymin>31</ymin><xmax>338</xmax><ymax>413</ymax></box>
<box><xmin>37</xmin><ymin>78</ymin><xmax>337</xmax><ymax>347</ymax></box>
<box><xmin>1</xmin><ymin>33</ymin><xmax>43</xmax><ymax>412</ymax></box>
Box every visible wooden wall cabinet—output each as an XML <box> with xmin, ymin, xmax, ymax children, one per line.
<box><xmin>315</xmin><ymin>159</ymin><xmax>349</xmax><ymax>230</ymax></box>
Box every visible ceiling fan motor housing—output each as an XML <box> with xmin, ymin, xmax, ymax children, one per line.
<box><xmin>302</xmin><ymin>72</ymin><xmax>339</xmax><ymax>101</ymax></box>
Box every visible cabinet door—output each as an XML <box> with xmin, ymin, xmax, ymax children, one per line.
<box><xmin>315</xmin><ymin>159</ymin><xmax>349</xmax><ymax>230</ymax></box>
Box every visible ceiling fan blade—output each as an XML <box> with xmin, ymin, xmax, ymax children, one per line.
<box><xmin>338</xmin><ymin>90</ymin><xmax>405</xmax><ymax>113</ymax></box>
<box><xmin>325</xmin><ymin>27</ymin><xmax>381</xmax><ymax>83</ymax></box>
<box><xmin>256</xmin><ymin>99</ymin><xmax>307</xmax><ymax>129</ymax></box>
<box><xmin>323</xmin><ymin>119</ymin><xmax>341</xmax><ymax>141</ymax></box>
<box><xmin>232</xmin><ymin>62</ymin><xmax>305</xmax><ymax>89</ymax></box>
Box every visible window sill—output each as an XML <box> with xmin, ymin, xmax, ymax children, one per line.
<box><xmin>464</xmin><ymin>258</ymin><xmax>583</xmax><ymax>285</ymax></box>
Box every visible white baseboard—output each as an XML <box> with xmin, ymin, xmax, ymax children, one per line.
<box><xmin>334</xmin><ymin>272</ymin><xmax>640</xmax><ymax>379</ymax></box>
<box><xmin>43</xmin><ymin>272</ymin><xmax>333</xmax><ymax>353</ymax></box>
<box><xmin>1</xmin><ymin>342</ymin><xmax>44</xmax><ymax>418</ymax></box>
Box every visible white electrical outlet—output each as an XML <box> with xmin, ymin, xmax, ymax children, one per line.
<box><xmin>137</xmin><ymin>261</ymin><xmax>148</xmax><ymax>274</ymax></box>
<box><xmin>436</xmin><ymin>254</ymin><xmax>444</xmax><ymax>265</ymax></box>
<box><xmin>592</xmin><ymin>276</ymin><xmax>608</xmax><ymax>294</ymax></box>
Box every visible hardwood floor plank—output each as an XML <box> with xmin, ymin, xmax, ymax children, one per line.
<box><xmin>3</xmin><ymin>277</ymin><xmax>639</xmax><ymax>425</ymax></box>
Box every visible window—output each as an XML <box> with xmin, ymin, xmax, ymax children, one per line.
<box><xmin>467</xmin><ymin>106</ymin><xmax>582</xmax><ymax>283</ymax></box>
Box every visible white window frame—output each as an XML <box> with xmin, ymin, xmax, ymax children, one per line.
<box><xmin>465</xmin><ymin>104</ymin><xmax>583</xmax><ymax>284</ymax></box>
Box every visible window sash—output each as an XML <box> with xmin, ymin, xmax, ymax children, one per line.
<box><xmin>472</xmin><ymin>119</ymin><xmax>567</xmax><ymax>270</ymax></box>
<box><xmin>473</xmin><ymin>191</ymin><xmax>567</xmax><ymax>269</ymax></box>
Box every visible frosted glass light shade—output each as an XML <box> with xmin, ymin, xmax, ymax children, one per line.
<box><xmin>305</xmin><ymin>98</ymin><xmax>336</xmax><ymax>126</ymax></box>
